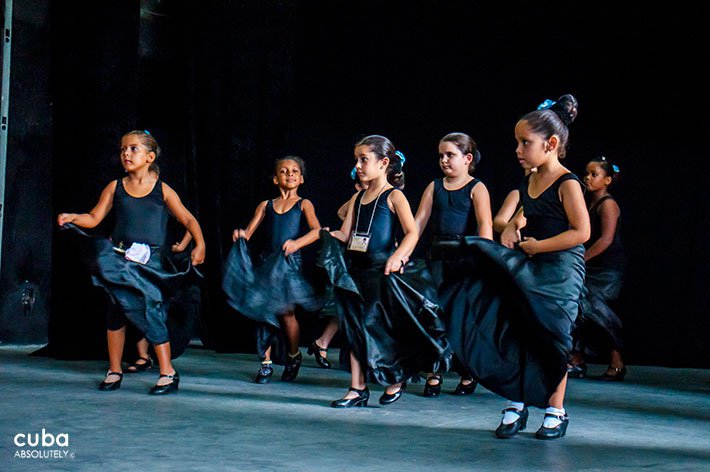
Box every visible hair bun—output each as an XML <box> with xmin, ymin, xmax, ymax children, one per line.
<box><xmin>550</xmin><ymin>94</ymin><xmax>578</xmax><ymax>126</ymax></box>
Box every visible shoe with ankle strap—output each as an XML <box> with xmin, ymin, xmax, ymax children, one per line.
<box><xmin>149</xmin><ymin>372</ymin><xmax>179</xmax><ymax>395</ymax></box>
<box><xmin>331</xmin><ymin>387</ymin><xmax>369</xmax><ymax>408</ymax></box>
<box><xmin>599</xmin><ymin>365</ymin><xmax>626</xmax><ymax>382</ymax></box>
<box><xmin>307</xmin><ymin>342</ymin><xmax>331</xmax><ymax>369</ymax></box>
<box><xmin>98</xmin><ymin>371</ymin><xmax>123</xmax><ymax>391</ymax></box>
<box><xmin>281</xmin><ymin>352</ymin><xmax>303</xmax><ymax>382</ymax></box>
<box><xmin>453</xmin><ymin>378</ymin><xmax>477</xmax><ymax>395</ymax></box>
<box><xmin>125</xmin><ymin>356</ymin><xmax>153</xmax><ymax>373</ymax></box>
<box><xmin>379</xmin><ymin>383</ymin><xmax>406</xmax><ymax>405</ymax></box>
<box><xmin>255</xmin><ymin>363</ymin><xmax>274</xmax><ymax>384</ymax></box>
<box><xmin>535</xmin><ymin>413</ymin><xmax>569</xmax><ymax>439</ymax></box>
<box><xmin>494</xmin><ymin>406</ymin><xmax>528</xmax><ymax>439</ymax></box>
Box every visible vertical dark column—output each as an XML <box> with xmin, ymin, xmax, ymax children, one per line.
<box><xmin>0</xmin><ymin>0</ymin><xmax>53</xmax><ymax>343</ymax></box>
<box><xmin>47</xmin><ymin>1</ymin><xmax>140</xmax><ymax>358</ymax></box>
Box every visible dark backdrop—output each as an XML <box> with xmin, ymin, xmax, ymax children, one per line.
<box><xmin>1</xmin><ymin>1</ymin><xmax>705</xmax><ymax>368</ymax></box>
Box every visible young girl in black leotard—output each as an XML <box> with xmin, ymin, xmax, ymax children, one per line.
<box><xmin>323</xmin><ymin>135</ymin><xmax>449</xmax><ymax>408</ymax></box>
<box><xmin>568</xmin><ymin>157</ymin><xmax>627</xmax><ymax>380</ymax></box>
<box><xmin>224</xmin><ymin>156</ymin><xmax>322</xmax><ymax>383</ymax></box>
<box><xmin>413</xmin><ymin>132</ymin><xmax>493</xmax><ymax>397</ymax></box>
<box><xmin>57</xmin><ymin>130</ymin><xmax>206</xmax><ymax>395</ymax></box>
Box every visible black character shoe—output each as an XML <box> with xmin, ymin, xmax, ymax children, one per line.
<box><xmin>567</xmin><ymin>363</ymin><xmax>588</xmax><ymax>379</ymax></box>
<box><xmin>98</xmin><ymin>371</ymin><xmax>123</xmax><ymax>391</ymax></box>
<box><xmin>494</xmin><ymin>406</ymin><xmax>529</xmax><ymax>439</ymax></box>
<box><xmin>331</xmin><ymin>387</ymin><xmax>370</xmax><ymax>408</ymax></box>
<box><xmin>307</xmin><ymin>342</ymin><xmax>331</xmax><ymax>369</ymax></box>
<box><xmin>281</xmin><ymin>352</ymin><xmax>303</xmax><ymax>382</ymax></box>
<box><xmin>423</xmin><ymin>375</ymin><xmax>442</xmax><ymax>398</ymax></box>
<box><xmin>599</xmin><ymin>365</ymin><xmax>626</xmax><ymax>382</ymax></box>
<box><xmin>125</xmin><ymin>356</ymin><xmax>153</xmax><ymax>373</ymax></box>
<box><xmin>255</xmin><ymin>363</ymin><xmax>274</xmax><ymax>384</ymax></box>
<box><xmin>453</xmin><ymin>378</ymin><xmax>477</xmax><ymax>395</ymax></box>
<box><xmin>149</xmin><ymin>372</ymin><xmax>180</xmax><ymax>395</ymax></box>
<box><xmin>379</xmin><ymin>383</ymin><xmax>406</xmax><ymax>405</ymax></box>
<box><xmin>535</xmin><ymin>413</ymin><xmax>569</xmax><ymax>440</ymax></box>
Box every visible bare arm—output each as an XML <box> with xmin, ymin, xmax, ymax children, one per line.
<box><xmin>518</xmin><ymin>179</ymin><xmax>590</xmax><ymax>255</ymax></box>
<box><xmin>336</xmin><ymin>200</ymin><xmax>350</xmax><ymax>222</ymax></box>
<box><xmin>472</xmin><ymin>182</ymin><xmax>493</xmax><ymax>240</ymax></box>
<box><xmin>233</xmin><ymin>200</ymin><xmax>268</xmax><ymax>242</ymax></box>
<box><xmin>331</xmin><ymin>193</ymin><xmax>358</xmax><ymax>243</ymax></box>
<box><xmin>172</xmin><ymin>230</ymin><xmax>193</xmax><ymax>252</ymax></box>
<box><xmin>501</xmin><ymin>206</ymin><xmax>526</xmax><ymax>248</ymax></box>
<box><xmin>163</xmin><ymin>183</ymin><xmax>206</xmax><ymax>265</ymax></box>
<box><xmin>493</xmin><ymin>189</ymin><xmax>520</xmax><ymax>234</ymax></box>
<box><xmin>282</xmin><ymin>199</ymin><xmax>321</xmax><ymax>255</ymax></box>
<box><xmin>385</xmin><ymin>190</ymin><xmax>418</xmax><ymax>275</ymax></box>
<box><xmin>57</xmin><ymin>181</ymin><xmax>117</xmax><ymax>228</ymax></box>
<box><xmin>584</xmin><ymin>199</ymin><xmax>620</xmax><ymax>261</ymax></box>
<box><xmin>413</xmin><ymin>182</ymin><xmax>434</xmax><ymax>238</ymax></box>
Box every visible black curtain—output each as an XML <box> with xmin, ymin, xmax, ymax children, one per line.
<box><xmin>42</xmin><ymin>1</ymin><xmax>707</xmax><ymax>367</ymax></box>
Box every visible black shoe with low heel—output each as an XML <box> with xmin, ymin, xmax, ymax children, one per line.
<box><xmin>535</xmin><ymin>413</ymin><xmax>569</xmax><ymax>439</ymax></box>
<box><xmin>453</xmin><ymin>378</ymin><xmax>477</xmax><ymax>396</ymax></box>
<box><xmin>255</xmin><ymin>363</ymin><xmax>274</xmax><ymax>384</ymax></box>
<box><xmin>599</xmin><ymin>365</ymin><xmax>626</xmax><ymax>382</ymax></box>
<box><xmin>149</xmin><ymin>372</ymin><xmax>179</xmax><ymax>395</ymax></box>
<box><xmin>98</xmin><ymin>371</ymin><xmax>123</xmax><ymax>391</ymax></box>
<box><xmin>494</xmin><ymin>406</ymin><xmax>528</xmax><ymax>439</ymax></box>
<box><xmin>307</xmin><ymin>342</ymin><xmax>331</xmax><ymax>369</ymax></box>
<box><xmin>567</xmin><ymin>363</ymin><xmax>588</xmax><ymax>379</ymax></box>
<box><xmin>379</xmin><ymin>383</ymin><xmax>406</xmax><ymax>405</ymax></box>
<box><xmin>423</xmin><ymin>375</ymin><xmax>442</xmax><ymax>398</ymax></box>
<box><xmin>281</xmin><ymin>352</ymin><xmax>303</xmax><ymax>382</ymax></box>
<box><xmin>331</xmin><ymin>387</ymin><xmax>369</xmax><ymax>408</ymax></box>
<box><xmin>125</xmin><ymin>356</ymin><xmax>153</xmax><ymax>373</ymax></box>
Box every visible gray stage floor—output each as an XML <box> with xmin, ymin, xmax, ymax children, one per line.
<box><xmin>1</xmin><ymin>343</ymin><xmax>708</xmax><ymax>472</ymax></box>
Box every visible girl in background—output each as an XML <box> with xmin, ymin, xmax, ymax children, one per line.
<box><xmin>568</xmin><ymin>157</ymin><xmax>627</xmax><ymax>380</ymax></box>
<box><xmin>413</xmin><ymin>132</ymin><xmax>492</xmax><ymax>397</ymax></box>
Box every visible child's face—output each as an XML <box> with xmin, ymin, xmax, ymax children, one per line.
<box><xmin>353</xmin><ymin>145</ymin><xmax>387</xmax><ymax>184</ymax></box>
<box><xmin>583</xmin><ymin>162</ymin><xmax>611</xmax><ymax>191</ymax></box>
<box><xmin>514</xmin><ymin>120</ymin><xmax>553</xmax><ymax>170</ymax></box>
<box><xmin>273</xmin><ymin>159</ymin><xmax>304</xmax><ymax>189</ymax></box>
<box><xmin>120</xmin><ymin>135</ymin><xmax>155</xmax><ymax>172</ymax></box>
<box><xmin>438</xmin><ymin>141</ymin><xmax>472</xmax><ymax>177</ymax></box>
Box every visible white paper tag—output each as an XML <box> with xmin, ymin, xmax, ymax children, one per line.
<box><xmin>124</xmin><ymin>242</ymin><xmax>151</xmax><ymax>264</ymax></box>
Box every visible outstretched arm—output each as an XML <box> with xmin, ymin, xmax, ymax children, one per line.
<box><xmin>282</xmin><ymin>199</ymin><xmax>321</xmax><ymax>256</ymax></box>
<box><xmin>163</xmin><ymin>183</ymin><xmax>206</xmax><ymax>265</ymax></box>
<box><xmin>57</xmin><ymin>181</ymin><xmax>117</xmax><ymax>229</ymax></box>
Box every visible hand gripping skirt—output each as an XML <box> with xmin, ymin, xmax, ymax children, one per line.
<box><xmin>60</xmin><ymin>224</ymin><xmax>203</xmax><ymax>355</ymax></box>
<box><xmin>439</xmin><ymin>237</ymin><xmax>585</xmax><ymax>407</ymax></box>
<box><xmin>317</xmin><ymin>230</ymin><xmax>451</xmax><ymax>385</ymax></box>
<box><xmin>222</xmin><ymin>239</ymin><xmax>325</xmax><ymax>361</ymax></box>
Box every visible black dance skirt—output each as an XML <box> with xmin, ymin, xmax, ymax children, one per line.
<box><xmin>440</xmin><ymin>237</ymin><xmax>585</xmax><ymax>407</ymax></box>
<box><xmin>59</xmin><ymin>224</ymin><xmax>203</xmax><ymax>355</ymax></box>
<box><xmin>574</xmin><ymin>266</ymin><xmax>625</xmax><ymax>353</ymax></box>
<box><xmin>222</xmin><ymin>239</ymin><xmax>325</xmax><ymax>360</ymax></box>
<box><xmin>317</xmin><ymin>230</ymin><xmax>451</xmax><ymax>385</ymax></box>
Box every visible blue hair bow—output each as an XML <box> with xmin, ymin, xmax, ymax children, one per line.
<box><xmin>612</xmin><ymin>164</ymin><xmax>620</xmax><ymax>173</ymax></box>
<box><xmin>395</xmin><ymin>150</ymin><xmax>406</xmax><ymax>166</ymax></box>
<box><xmin>350</xmin><ymin>167</ymin><xmax>357</xmax><ymax>180</ymax></box>
<box><xmin>537</xmin><ymin>99</ymin><xmax>556</xmax><ymax>110</ymax></box>
<box><xmin>144</xmin><ymin>129</ymin><xmax>151</xmax><ymax>135</ymax></box>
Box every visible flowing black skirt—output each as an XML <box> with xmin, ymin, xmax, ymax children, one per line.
<box><xmin>59</xmin><ymin>224</ymin><xmax>203</xmax><ymax>356</ymax></box>
<box><xmin>318</xmin><ymin>231</ymin><xmax>451</xmax><ymax>385</ymax></box>
<box><xmin>222</xmin><ymin>239</ymin><xmax>325</xmax><ymax>361</ymax></box>
<box><xmin>574</xmin><ymin>266</ymin><xmax>625</xmax><ymax>354</ymax></box>
<box><xmin>440</xmin><ymin>237</ymin><xmax>585</xmax><ymax>407</ymax></box>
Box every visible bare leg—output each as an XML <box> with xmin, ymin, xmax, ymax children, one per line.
<box><xmin>153</xmin><ymin>341</ymin><xmax>175</xmax><ymax>385</ymax></box>
<box><xmin>548</xmin><ymin>373</ymin><xmax>568</xmax><ymax>410</ymax></box>
<box><xmin>106</xmin><ymin>327</ymin><xmax>126</xmax><ymax>377</ymax></box>
<box><xmin>136</xmin><ymin>337</ymin><xmax>150</xmax><ymax>360</ymax></box>
<box><xmin>263</xmin><ymin>345</ymin><xmax>272</xmax><ymax>363</ymax></box>
<box><xmin>281</xmin><ymin>310</ymin><xmax>300</xmax><ymax>355</ymax></box>
<box><xmin>342</xmin><ymin>352</ymin><xmax>366</xmax><ymax>399</ymax></box>
<box><xmin>315</xmin><ymin>318</ymin><xmax>339</xmax><ymax>358</ymax></box>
